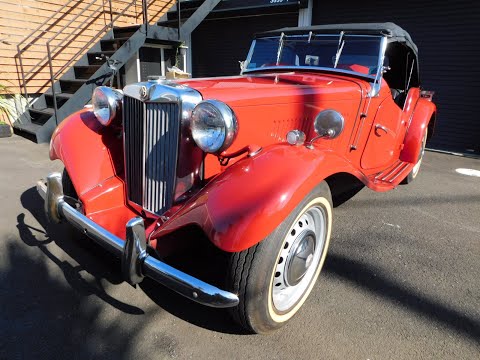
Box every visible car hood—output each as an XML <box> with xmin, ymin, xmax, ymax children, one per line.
<box><xmin>177</xmin><ymin>72</ymin><xmax>366</xmax><ymax>156</ymax></box>
<box><xmin>178</xmin><ymin>72</ymin><xmax>364</xmax><ymax>107</ymax></box>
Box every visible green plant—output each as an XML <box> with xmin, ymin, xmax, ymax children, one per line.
<box><xmin>0</xmin><ymin>83</ymin><xmax>17</xmax><ymax>127</ymax></box>
<box><xmin>0</xmin><ymin>84</ymin><xmax>23</xmax><ymax>126</ymax></box>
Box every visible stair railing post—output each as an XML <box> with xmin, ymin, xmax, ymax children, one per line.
<box><xmin>142</xmin><ymin>0</ymin><xmax>148</xmax><ymax>32</ymax></box>
<box><xmin>46</xmin><ymin>42</ymin><xmax>58</xmax><ymax>126</ymax></box>
<box><xmin>108</xmin><ymin>0</ymin><xmax>114</xmax><ymax>28</ymax></box>
<box><xmin>16</xmin><ymin>45</ymin><xmax>30</xmax><ymax>104</ymax></box>
<box><xmin>177</xmin><ymin>0</ymin><xmax>181</xmax><ymax>40</ymax></box>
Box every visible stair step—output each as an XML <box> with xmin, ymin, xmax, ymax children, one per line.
<box><xmin>87</xmin><ymin>51</ymin><xmax>115</xmax><ymax>65</ymax></box>
<box><xmin>29</xmin><ymin>108</ymin><xmax>54</xmax><ymax>125</ymax></box>
<box><xmin>74</xmin><ymin>65</ymin><xmax>102</xmax><ymax>79</ymax></box>
<box><xmin>30</xmin><ymin>107</ymin><xmax>54</xmax><ymax>116</ymax></box>
<box><xmin>157</xmin><ymin>19</ymin><xmax>186</xmax><ymax>28</ymax></box>
<box><xmin>59</xmin><ymin>79</ymin><xmax>87</xmax><ymax>94</ymax></box>
<box><xmin>166</xmin><ymin>6</ymin><xmax>200</xmax><ymax>21</ymax></box>
<box><xmin>113</xmin><ymin>25</ymin><xmax>140</xmax><ymax>38</ymax></box>
<box><xmin>44</xmin><ymin>92</ymin><xmax>73</xmax><ymax>108</ymax></box>
<box><xmin>177</xmin><ymin>0</ymin><xmax>205</xmax><ymax>10</ymax></box>
<box><xmin>101</xmin><ymin>37</ymin><xmax>130</xmax><ymax>52</ymax></box>
<box><xmin>13</xmin><ymin>121</ymin><xmax>42</xmax><ymax>136</ymax></box>
<box><xmin>44</xmin><ymin>92</ymin><xmax>74</xmax><ymax>99</ymax></box>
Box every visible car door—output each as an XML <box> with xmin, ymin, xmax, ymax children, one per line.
<box><xmin>360</xmin><ymin>88</ymin><xmax>420</xmax><ymax>170</ymax></box>
<box><xmin>360</xmin><ymin>95</ymin><xmax>402</xmax><ymax>170</ymax></box>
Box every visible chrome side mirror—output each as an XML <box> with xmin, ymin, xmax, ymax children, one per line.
<box><xmin>314</xmin><ymin>110</ymin><xmax>344</xmax><ymax>139</ymax></box>
<box><xmin>307</xmin><ymin>110</ymin><xmax>344</xmax><ymax>149</ymax></box>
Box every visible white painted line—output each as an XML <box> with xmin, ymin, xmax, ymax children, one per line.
<box><xmin>455</xmin><ymin>168</ymin><xmax>480</xmax><ymax>177</ymax></box>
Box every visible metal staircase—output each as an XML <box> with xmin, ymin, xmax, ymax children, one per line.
<box><xmin>14</xmin><ymin>0</ymin><xmax>183</xmax><ymax>143</ymax></box>
<box><xmin>22</xmin><ymin>25</ymin><xmax>142</xmax><ymax>138</ymax></box>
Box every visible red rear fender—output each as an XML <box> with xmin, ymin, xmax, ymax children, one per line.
<box><xmin>152</xmin><ymin>144</ymin><xmax>365</xmax><ymax>252</ymax></box>
<box><xmin>400</xmin><ymin>99</ymin><xmax>436</xmax><ymax>163</ymax></box>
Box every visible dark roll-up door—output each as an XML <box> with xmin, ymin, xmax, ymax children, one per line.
<box><xmin>312</xmin><ymin>0</ymin><xmax>480</xmax><ymax>153</ymax></box>
<box><xmin>192</xmin><ymin>13</ymin><xmax>298</xmax><ymax>78</ymax></box>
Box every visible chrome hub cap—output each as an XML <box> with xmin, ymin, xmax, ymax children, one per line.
<box><xmin>285</xmin><ymin>230</ymin><xmax>316</xmax><ymax>286</ymax></box>
<box><xmin>272</xmin><ymin>206</ymin><xmax>327</xmax><ymax>312</ymax></box>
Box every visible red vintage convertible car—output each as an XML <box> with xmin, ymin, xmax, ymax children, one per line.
<box><xmin>37</xmin><ymin>23</ymin><xmax>436</xmax><ymax>333</ymax></box>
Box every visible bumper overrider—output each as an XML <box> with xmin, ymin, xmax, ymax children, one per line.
<box><xmin>36</xmin><ymin>172</ymin><xmax>239</xmax><ymax>308</ymax></box>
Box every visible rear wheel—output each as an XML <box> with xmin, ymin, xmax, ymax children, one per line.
<box><xmin>227</xmin><ymin>181</ymin><xmax>332</xmax><ymax>334</ymax></box>
<box><xmin>401</xmin><ymin>129</ymin><xmax>428</xmax><ymax>184</ymax></box>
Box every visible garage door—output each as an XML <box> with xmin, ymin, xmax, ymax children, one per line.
<box><xmin>312</xmin><ymin>0</ymin><xmax>480</xmax><ymax>153</ymax></box>
<box><xmin>192</xmin><ymin>12</ymin><xmax>299</xmax><ymax>78</ymax></box>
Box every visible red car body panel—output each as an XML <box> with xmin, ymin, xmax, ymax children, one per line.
<box><xmin>49</xmin><ymin>70</ymin><xmax>435</xmax><ymax>253</ymax></box>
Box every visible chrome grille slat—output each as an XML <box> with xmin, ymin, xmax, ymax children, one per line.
<box><xmin>124</xmin><ymin>96</ymin><xmax>144</xmax><ymax>205</ymax></box>
<box><xmin>124</xmin><ymin>96</ymin><xmax>179</xmax><ymax>214</ymax></box>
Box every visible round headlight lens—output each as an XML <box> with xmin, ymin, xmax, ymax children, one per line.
<box><xmin>191</xmin><ymin>100</ymin><xmax>237</xmax><ymax>153</ymax></box>
<box><xmin>92</xmin><ymin>86</ymin><xmax>123</xmax><ymax>126</ymax></box>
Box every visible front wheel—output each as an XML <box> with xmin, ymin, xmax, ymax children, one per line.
<box><xmin>227</xmin><ymin>181</ymin><xmax>332</xmax><ymax>334</ymax></box>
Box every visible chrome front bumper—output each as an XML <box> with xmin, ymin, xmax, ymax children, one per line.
<box><xmin>36</xmin><ymin>172</ymin><xmax>239</xmax><ymax>308</ymax></box>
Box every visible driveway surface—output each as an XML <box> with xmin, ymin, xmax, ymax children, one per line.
<box><xmin>0</xmin><ymin>134</ymin><xmax>479</xmax><ymax>359</ymax></box>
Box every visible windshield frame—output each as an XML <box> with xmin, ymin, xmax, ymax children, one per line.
<box><xmin>242</xmin><ymin>33</ymin><xmax>387</xmax><ymax>82</ymax></box>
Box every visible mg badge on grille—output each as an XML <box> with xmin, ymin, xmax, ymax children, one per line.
<box><xmin>140</xmin><ymin>86</ymin><xmax>148</xmax><ymax>100</ymax></box>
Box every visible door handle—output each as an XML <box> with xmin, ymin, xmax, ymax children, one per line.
<box><xmin>375</xmin><ymin>124</ymin><xmax>388</xmax><ymax>135</ymax></box>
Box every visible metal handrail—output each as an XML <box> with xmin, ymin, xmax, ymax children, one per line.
<box><xmin>16</xmin><ymin>0</ymin><xmax>83</xmax><ymax>100</ymax></box>
<box><xmin>47</xmin><ymin>0</ymin><xmax>161</xmax><ymax>123</ymax></box>
<box><xmin>16</xmin><ymin>0</ymin><xmax>160</xmax><ymax>103</ymax></box>
<box><xmin>16</xmin><ymin>0</ymin><xmax>81</xmax><ymax>50</ymax></box>
<box><xmin>39</xmin><ymin>0</ymin><xmax>102</xmax><ymax>81</ymax></box>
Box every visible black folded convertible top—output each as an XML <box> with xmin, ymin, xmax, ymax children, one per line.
<box><xmin>257</xmin><ymin>22</ymin><xmax>418</xmax><ymax>56</ymax></box>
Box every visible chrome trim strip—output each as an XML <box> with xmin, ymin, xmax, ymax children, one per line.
<box><xmin>243</xmin><ymin>66</ymin><xmax>376</xmax><ymax>81</ymax></box>
<box><xmin>368</xmin><ymin>36</ymin><xmax>388</xmax><ymax>97</ymax></box>
<box><xmin>242</xmin><ymin>39</ymin><xmax>256</xmax><ymax>75</ymax></box>
<box><xmin>37</xmin><ymin>172</ymin><xmax>239</xmax><ymax>308</ymax></box>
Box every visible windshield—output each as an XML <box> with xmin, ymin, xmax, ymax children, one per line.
<box><xmin>245</xmin><ymin>34</ymin><xmax>383</xmax><ymax>77</ymax></box>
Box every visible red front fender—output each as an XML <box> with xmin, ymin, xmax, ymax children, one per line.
<box><xmin>49</xmin><ymin>109</ymin><xmax>124</xmax><ymax>196</ymax></box>
<box><xmin>49</xmin><ymin>110</ymin><xmax>137</xmax><ymax>240</ymax></box>
<box><xmin>153</xmin><ymin>144</ymin><xmax>365</xmax><ymax>252</ymax></box>
<box><xmin>400</xmin><ymin>99</ymin><xmax>436</xmax><ymax>163</ymax></box>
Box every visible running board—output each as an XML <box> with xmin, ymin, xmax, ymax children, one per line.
<box><xmin>369</xmin><ymin>160</ymin><xmax>414</xmax><ymax>190</ymax></box>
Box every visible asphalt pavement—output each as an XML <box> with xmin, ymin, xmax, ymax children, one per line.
<box><xmin>0</xmin><ymin>134</ymin><xmax>479</xmax><ymax>359</ymax></box>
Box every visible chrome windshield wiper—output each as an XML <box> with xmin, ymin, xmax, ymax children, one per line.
<box><xmin>333</xmin><ymin>31</ymin><xmax>345</xmax><ymax>68</ymax></box>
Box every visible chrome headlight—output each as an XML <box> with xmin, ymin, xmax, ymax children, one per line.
<box><xmin>92</xmin><ymin>86</ymin><xmax>123</xmax><ymax>126</ymax></box>
<box><xmin>191</xmin><ymin>99</ymin><xmax>237</xmax><ymax>153</ymax></box>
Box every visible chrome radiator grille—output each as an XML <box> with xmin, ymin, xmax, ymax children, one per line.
<box><xmin>123</xmin><ymin>96</ymin><xmax>180</xmax><ymax>214</ymax></box>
